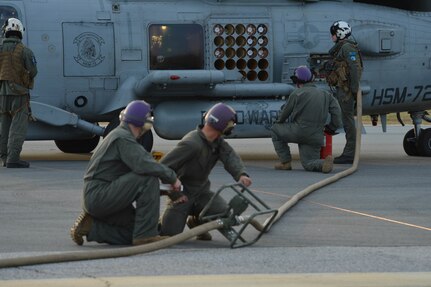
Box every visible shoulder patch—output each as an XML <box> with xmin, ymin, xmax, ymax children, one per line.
<box><xmin>349</xmin><ymin>51</ymin><xmax>357</xmax><ymax>61</ymax></box>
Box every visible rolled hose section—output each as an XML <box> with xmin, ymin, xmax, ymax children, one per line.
<box><xmin>0</xmin><ymin>220</ymin><xmax>223</xmax><ymax>269</ymax></box>
<box><xmin>263</xmin><ymin>90</ymin><xmax>363</xmax><ymax>230</ymax></box>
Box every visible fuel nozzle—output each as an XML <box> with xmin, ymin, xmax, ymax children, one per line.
<box><xmin>199</xmin><ymin>183</ymin><xmax>277</xmax><ymax>248</ymax></box>
<box><xmin>217</xmin><ymin>195</ymin><xmax>249</xmax><ymax>241</ymax></box>
<box><xmin>228</xmin><ymin>195</ymin><xmax>249</xmax><ymax>217</ymax></box>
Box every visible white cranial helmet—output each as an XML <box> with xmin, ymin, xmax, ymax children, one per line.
<box><xmin>2</xmin><ymin>18</ymin><xmax>24</xmax><ymax>37</ymax></box>
<box><xmin>330</xmin><ymin>20</ymin><xmax>351</xmax><ymax>40</ymax></box>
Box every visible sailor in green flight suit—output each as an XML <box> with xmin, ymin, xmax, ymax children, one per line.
<box><xmin>0</xmin><ymin>18</ymin><xmax>37</xmax><ymax>168</ymax></box>
<box><xmin>271</xmin><ymin>65</ymin><xmax>342</xmax><ymax>173</ymax></box>
<box><xmin>328</xmin><ymin>20</ymin><xmax>363</xmax><ymax>164</ymax></box>
<box><xmin>159</xmin><ymin>102</ymin><xmax>252</xmax><ymax>241</ymax></box>
<box><xmin>70</xmin><ymin>100</ymin><xmax>182</xmax><ymax>246</ymax></box>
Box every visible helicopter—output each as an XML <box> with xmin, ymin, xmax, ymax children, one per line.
<box><xmin>0</xmin><ymin>0</ymin><xmax>430</xmax><ymax>156</ymax></box>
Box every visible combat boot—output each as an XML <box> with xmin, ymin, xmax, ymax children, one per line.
<box><xmin>133</xmin><ymin>235</ymin><xmax>170</xmax><ymax>245</ymax></box>
<box><xmin>187</xmin><ymin>216</ymin><xmax>212</xmax><ymax>241</ymax></box>
<box><xmin>70</xmin><ymin>212</ymin><xmax>93</xmax><ymax>245</ymax></box>
<box><xmin>6</xmin><ymin>160</ymin><xmax>30</xmax><ymax>168</ymax></box>
<box><xmin>334</xmin><ymin>155</ymin><xmax>354</xmax><ymax>164</ymax></box>
<box><xmin>274</xmin><ymin>161</ymin><xmax>292</xmax><ymax>170</ymax></box>
<box><xmin>321</xmin><ymin>156</ymin><xmax>334</xmax><ymax>173</ymax></box>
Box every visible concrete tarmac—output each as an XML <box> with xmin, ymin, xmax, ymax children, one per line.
<box><xmin>0</xmin><ymin>125</ymin><xmax>430</xmax><ymax>285</ymax></box>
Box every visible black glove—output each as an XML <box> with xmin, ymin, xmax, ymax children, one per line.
<box><xmin>324</xmin><ymin>125</ymin><xmax>338</xmax><ymax>135</ymax></box>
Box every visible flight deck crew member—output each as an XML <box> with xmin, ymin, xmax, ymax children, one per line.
<box><xmin>327</xmin><ymin>20</ymin><xmax>363</xmax><ymax>164</ymax></box>
<box><xmin>271</xmin><ymin>65</ymin><xmax>342</xmax><ymax>173</ymax></box>
<box><xmin>70</xmin><ymin>100</ymin><xmax>182</xmax><ymax>246</ymax></box>
<box><xmin>159</xmin><ymin>102</ymin><xmax>252</xmax><ymax>241</ymax></box>
<box><xmin>0</xmin><ymin>18</ymin><xmax>37</xmax><ymax>168</ymax></box>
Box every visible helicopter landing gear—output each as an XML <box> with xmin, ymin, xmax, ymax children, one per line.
<box><xmin>417</xmin><ymin>128</ymin><xmax>431</xmax><ymax>156</ymax></box>
<box><xmin>402</xmin><ymin>111</ymin><xmax>431</xmax><ymax>157</ymax></box>
<box><xmin>54</xmin><ymin>136</ymin><xmax>100</xmax><ymax>153</ymax></box>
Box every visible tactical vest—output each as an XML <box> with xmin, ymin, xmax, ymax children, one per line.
<box><xmin>326</xmin><ymin>59</ymin><xmax>350</xmax><ymax>92</ymax></box>
<box><xmin>0</xmin><ymin>43</ymin><xmax>33</xmax><ymax>93</ymax></box>
<box><xmin>326</xmin><ymin>41</ymin><xmax>363</xmax><ymax>93</ymax></box>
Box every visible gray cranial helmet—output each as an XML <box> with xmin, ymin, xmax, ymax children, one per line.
<box><xmin>330</xmin><ymin>20</ymin><xmax>352</xmax><ymax>41</ymax></box>
<box><xmin>119</xmin><ymin>100</ymin><xmax>152</xmax><ymax>127</ymax></box>
<box><xmin>290</xmin><ymin>65</ymin><xmax>313</xmax><ymax>84</ymax></box>
<box><xmin>205</xmin><ymin>103</ymin><xmax>237</xmax><ymax>135</ymax></box>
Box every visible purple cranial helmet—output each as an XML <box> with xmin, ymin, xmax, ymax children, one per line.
<box><xmin>290</xmin><ymin>65</ymin><xmax>313</xmax><ymax>84</ymax></box>
<box><xmin>204</xmin><ymin>103</ymin><xmax>237</xmax><ymax>135</ymax></box>
<box><xmin>119</xmin><ymin>100</ymin><xmax>153</xmax><ymax>127</ymax></box>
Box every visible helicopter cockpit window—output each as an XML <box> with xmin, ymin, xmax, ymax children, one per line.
<box><xmin>149</xmin><ymin>24</ymin><xmax>204</xmax><ymax>70</ymax></box>
<box><xmin>0</xmin><ymin>6</ymin><xmax>19</xmax><ymax>39</ymax></box>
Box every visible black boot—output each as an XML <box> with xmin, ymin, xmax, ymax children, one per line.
<box><xmin>187</xmin><ymin>216</ymin><xmax>212</xmax><ymax>241</ymax></box>
<box><xmin>333</xmin><ymin>155</ymin><xmax>353</xmax><ymax>164</ymax></box>
<box><xmin>6</xmin><ymin>160</ymin><xmax>30</xmax><ymax>168</ymax></box>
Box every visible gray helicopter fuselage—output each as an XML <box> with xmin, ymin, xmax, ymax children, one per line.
<box><xmin>0</xmin><ymin>0</ymin><xmax>430</xmax><ymax>142</ymax></box>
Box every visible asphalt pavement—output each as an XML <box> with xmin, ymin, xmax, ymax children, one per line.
<box><xmin>0</xmin><ymin>125</ymin><xmax>430</xmax><ymax>286</ymax></box>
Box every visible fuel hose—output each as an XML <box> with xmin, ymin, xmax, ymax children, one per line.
<box><xmin>0</xmin><ymin>92</ymin><xmax>362</xmax><ymax>268</ymax></box>
<box><xmin>263</xmin><ymin>90</ymin><xmax>363</xmax><ymax>230</ymax></box>
<box><xmin>0</xmin><ymin>220</ymin><xmax>224</xmax><ymax>268</ymax></box>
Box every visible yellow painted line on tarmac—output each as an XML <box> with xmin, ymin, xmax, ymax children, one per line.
<box><xmin>1</xmin><ymin>273</ymin><xmax>431</xmax><ymax>287</ymax></box>
<box><xmin>253</xmin><ymin>189</ymin><xmax>431</xmax><ymax>232</ymax></box>
<box><xmin>21</xmin><ymin>152</ymin><xmax>91</xmax><ymax>161</ymax></box>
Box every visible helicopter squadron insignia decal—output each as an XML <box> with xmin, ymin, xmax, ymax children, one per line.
<box><xmin>73</xmin><ymin>32</ymin><xmax>105</xmax><ymax>67</ymax></box>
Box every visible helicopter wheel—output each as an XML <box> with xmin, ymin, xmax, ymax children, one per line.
<box><xmin>417</xmin><ymin>128</ymin><xmax>431</xmax><ymax>157</ymax></box>
<box><xmin>55</xmin><ymin>136</ymin><xmax>100</xmax><ymax>153</ymax></box>
<box><xmin>403</xmin><ymin>128</ymin><xmax>420</xmax><ymax>156</ymax></box>
<box><xmin>104</xmin><ymin>117</ymin><xmax>154</xmax><ymax>152</ymax></box>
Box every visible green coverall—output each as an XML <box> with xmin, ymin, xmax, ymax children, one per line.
<box><xmin>0</xmin><ymin>36</ymin><xmax>37</xmax><ymax>165</ymax></box>
<box><xmin>83</xmin><ymin>123</ymin><xmax>177</xmax><ymax>245</ymax></box>
<box><xmin>329</xmin><ymin>39</ymin><xmax>362</xmax><ymax>158</ymax></box>
<box><xmin>160</xmin><ymin>126</ymin><xmax>248</xmax><ymax>236</ymax></box>
<box><xmin>271</xmin><ymin>83</ymin><xmax>342</xmax><ymax>172</ymax></box>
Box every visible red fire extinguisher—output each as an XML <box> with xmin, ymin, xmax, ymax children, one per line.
<box><xmin>320</xmin><ymin>131</ymin><xmax>333</xmax><ymax>159</ymax></box>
